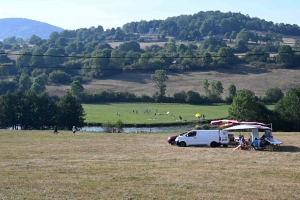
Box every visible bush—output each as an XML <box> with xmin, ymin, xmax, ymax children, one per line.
<box><xmin>49</xmin><ymin>70</ymin><xmax>71</xmax><ymax>84</ymax></box>
<box><xmin>102</xmin><ymin>121</ymin><xmax>114</xmax><ymax>133</ymax></box>
<box><xmin>115</xmin><ymin>119</ymin><xmax>124</xmax><ymax>133</ymax></box>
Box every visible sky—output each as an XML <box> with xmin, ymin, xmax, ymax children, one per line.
<box><xmin>0</xmin><ymin>0</ymin><xmax>300</xmax><ymax>30</ymax></box>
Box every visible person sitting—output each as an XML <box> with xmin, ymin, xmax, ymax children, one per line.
<box><xmin>239</xmin><ymin>136</ymin><xmax>245</xmax><ymax>146</ymax></box>
<box><xmin>248</xmin><ymin>137</ymin><xmax>252</xmax><ymax>145</ymax></box>
<box><xmin>260</xmin><ymin>139</ymin><xmax>265</xmax><ymax>149</ymax></box>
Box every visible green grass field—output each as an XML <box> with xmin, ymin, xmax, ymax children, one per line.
<box><xmin>83</xmin><ymin>103</ymin><xmax>275</xmax><ymax>125</ymax></box>
<box><xmin>0</xmin><ymin>130</ymin><xmax>299</xmax><ymax>199</ymax></box>
<box><xmin>83</xmin><ymin>103</ymin><xmax>231</xmax><ymax>125</ymax></box>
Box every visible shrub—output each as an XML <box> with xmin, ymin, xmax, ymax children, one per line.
<box><xmin>115</xmin><ymin>119</ymin><xmax>125</xmax><ymax>133</ymax></box>
<box><xmin>102</xmin><ymin>121</ymin><xmax>114</xmax><ymax>133</ymax></box>
<box><xmin>49</xmin><ymin>70</ymin><xmax>71</xmax><ymax>84</ymax></box>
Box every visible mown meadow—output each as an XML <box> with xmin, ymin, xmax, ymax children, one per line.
<box><xmin>83</xmin><ymin>103</ymin><xmax>230</xmax><ymax>125</ymax></box>
<box><xmin>0</xmin><ymin>130</ymin><xmax>299</xmax><ymax>199</ymax></box>
<box><xmin>82</xmin><ymin>103</ymin><xmax>275</xmax><ymax>125</ymax></box>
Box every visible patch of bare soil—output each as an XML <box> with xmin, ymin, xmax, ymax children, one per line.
<box><xmin>46</xmin><ymin>66</ymin><xmax>300</xmax><ymax>98</ymax></box>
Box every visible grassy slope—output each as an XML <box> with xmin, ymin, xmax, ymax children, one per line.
<box><xmin>0</xmin><ymin>130</ymin><xmax>299</xmax><ymax>199</ymax></box>
<box><xmin>46</xmin><ymin>67</ymin><xmax>300</xmax><ymax>98</ymax></box>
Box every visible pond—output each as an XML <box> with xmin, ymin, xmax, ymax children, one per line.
<box><xmin>81</xmin><ymin>125</ymin><xmax>195</xmax><ymax>133</ymax></box>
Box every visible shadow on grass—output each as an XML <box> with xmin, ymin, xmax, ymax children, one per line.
<box><xmin>279</xmin><ymin>146</ymin><xmax>300</xmax><ymax>152</ymax></box>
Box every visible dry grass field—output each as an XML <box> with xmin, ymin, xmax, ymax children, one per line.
<box><xmin>1</xmin><ymin>130</ymin><xmax>300</xmax><ymax>199</ymax></box>
<box><xmin>47</xmin><ymin>67</ymin><xmax>300</xmax><ymax>98</ymax></box>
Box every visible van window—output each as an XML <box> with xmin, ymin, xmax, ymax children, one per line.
<box><xmin>187</xmin><ymin>131</ymin><xmax>196</xmax><ymax>137</ymax></box>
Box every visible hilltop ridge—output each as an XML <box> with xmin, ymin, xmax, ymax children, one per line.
<box><xmin>0</xmin><ymin>18</ymin><xmax>63</xmax><ymax>39</ymax></box>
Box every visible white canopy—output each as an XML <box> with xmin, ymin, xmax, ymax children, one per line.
<box><xmin>224</xmin><ymin>124</ymin><xmax>271</xmax><ymax>131</ymax></box>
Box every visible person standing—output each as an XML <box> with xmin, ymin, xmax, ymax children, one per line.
<box><xmin>72</xmin><ymin>126</ymin><xmax>76</xmax><ymax>135</ymax></box>
<box><xmin>54</xmin><ymin>125</ymin><xmax>58</xmax><ymax>134</ymax></box>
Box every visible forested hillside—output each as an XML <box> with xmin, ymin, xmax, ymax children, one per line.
<box><xmin>0</xmin><ymin>10</ymin><xmax>299</xmax><ymax>100</ymax></box>
<box><xmin>123</xmin><ymin>11</ymin><xmax>300</xmax><ymax>39</ymax></box>
<box><xmin>0</xmin><ymin>11</ymin><xmax>300</xmax><ymax>131</ymax></box>
<box><xmin>0</xmin><ymin>18</ymin><xmax>63</xmax><ymax>40</ymax></box>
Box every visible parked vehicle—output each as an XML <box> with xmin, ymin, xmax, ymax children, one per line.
<box><xmin>167</xmin><ymin>135</ymin><xmax>178</xmax><ymax>145</ymax></box>
<box><xmin>175</xmin><ymin>130</ymin><xmax>229</xmax><ymax>147</ymax></box>
<box><xmin>167</xmin><ymin>132</ymin><xmax>187</xmax><ymax>145</ymax></box>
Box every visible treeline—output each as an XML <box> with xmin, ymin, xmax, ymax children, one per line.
<box><xmin>70</xmin><ymin>77</ymin><xmax>283</xmax><ymax>105</ymax></box>
<box><xmin>1</xmin><ymin>35</ymin><xmax>300</xmax><ymax>84</ymax></box>
<box><xmin>0</xmin><ymin>11</ymin><xmax>299</xmax><ymax>84</ymax></box>
<box><xmin>123</xmin><ymin>11</ymin><xmax>300</xmax><ymax>39</ymax></box>
<box><xmin>229</xmin><ymin>88</ymin><xmax>300</xmax><ymax>132</ymax></box>
<box><xmin>0</xmin><ymin>91</ymin><xmax>85</xmax><ymax>130</ymax></box>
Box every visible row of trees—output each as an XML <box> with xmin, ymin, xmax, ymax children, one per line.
<box><xmin>66</xmin><ymin>69</ymin><xmax>283</xmax><ymax>105</ymax></box>
<box><xmin>123</xmin><ymin>11</ymin><xmax>300</xmax><ymax>40</ymax></box>
<box><xmin>2</xmin><ymin>11</ymin><xmax>299</xmax><ymax>45</ymax></box>
<box><xmin>9</xmin><ymin>37</ymin><xmax>299</xmax><ymax>83</ymax></box>
<box><xmin>0</xmin><ymin>91</ymin><xmax>85</xmax><ymax>130</ymax></box>
<box><xmin>0</xmin><ymin>85</ymin><xmax>297</xmax><ymax>131</ymax></box>
<box><xmin>229</xmin><ymin>88</ymin><xmax>300</xmax><ymax>131</ymax></box>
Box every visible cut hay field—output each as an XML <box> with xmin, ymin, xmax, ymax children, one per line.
<box><xmin>46</xmin><ymin>67</ymin><xmax>300</xmax><ymax>98</ymax></box>
<box><xmin>42</xmin><ymin>36</ymin><xmax>300</xmax><ymax>98</ymax></box>
<box><xmin>0</xmin><ymin>130</ymin><xmax>299</xmax><ymax>199</ymax></box>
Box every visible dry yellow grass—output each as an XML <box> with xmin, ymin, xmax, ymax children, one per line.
<box><xmin>0</xmin><ymin>130</ymin><xmax>299</xmax><ymax>199</ymax></box>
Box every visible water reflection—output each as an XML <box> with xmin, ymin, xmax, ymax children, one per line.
<box><xmin>81</xmin><ymin>125</ymin><xmax>194</xmax><ymax>133</ymax></box>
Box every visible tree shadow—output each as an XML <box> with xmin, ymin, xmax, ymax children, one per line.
<box><xmin>279</xmin><ymin>145</ymin><xmax>300</xmax><ymax>152</ymax></box>
<box><xmin>101</xmin><ymin>72</ymin><xmax>152</xmax><ymax>84</ymax></box>
<box><xmin>170</xmin><ymin>65</ymin><xmax>271</xmax><ymax>76</ymax></box>
<box><xmin>213</xmin><ymin>66</ymin><xmax>271</xmax><ymax>75</ymax></box>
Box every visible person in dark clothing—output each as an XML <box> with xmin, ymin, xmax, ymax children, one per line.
<box><xmin>54</xmin><ymin>125</ymin><xmax>58</xmax><ymax>134</ymax></box>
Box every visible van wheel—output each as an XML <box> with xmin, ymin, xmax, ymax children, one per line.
<box><xmin>171</xmin><ymin>140</ymin><xmax>176</xmax><ymax>145</ymax></box>
<box><xmin>210</xmin><ymin>141</ymin><xmax>218</xmax><ymax>148</ymax></box>
<box><xmin>179</xmin><ymin>142</ymin><xmax>186</xmax><ymax>147</ymax></box>
<box><xmin>223</xmin><ymin>144</ymin><xmax>228</xmax><ymax>148</ymax></box>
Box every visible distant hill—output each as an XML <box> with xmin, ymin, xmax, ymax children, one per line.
<box><xmin>0</xmin><ymin>18</ymin><xmax>63</xmax><ymax>40</ymax></box>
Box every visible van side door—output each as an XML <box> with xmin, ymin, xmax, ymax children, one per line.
<box><xmin>184</xmin><ymin>131</ymin><xmax>197</xmax><ymax>146</ymax></box>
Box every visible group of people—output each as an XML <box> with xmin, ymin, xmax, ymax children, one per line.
<box><xmin>239</xmin><ymin>133</ymin><xmax>271</xmax><ymax>150</ymax></box>
<box><xmin>53</xmin><ymin>125</ymin><xmax>77</xmax><ymax>135</ymax></box>
<box><xmin>239</xmin><ymin>135</ymin><xmax>252</xmax><ymax>150</ymax></box>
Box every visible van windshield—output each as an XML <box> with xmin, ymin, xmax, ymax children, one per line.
<box><xmin>186</xmin><ymin>131</ymin><xmax>196</xmax><ymax>137</ymax></box>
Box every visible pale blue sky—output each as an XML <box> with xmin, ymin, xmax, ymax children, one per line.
<box><xmin>0</xmin><ymin>0</ymin><xmax>299</xmax><ymax>30</ymax></box>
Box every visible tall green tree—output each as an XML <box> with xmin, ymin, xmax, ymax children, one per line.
<box><xmin>16</xmin><ymin>49</ymin><xmax>32</xmax><ymax>68</ymax></box>
<box><xmin>235</xmin><ymin>28</ymin><xmax>249</xmax><ymax>44</ymax></box>
<box><xmin>89</xmin><ymin>52</ymin><xmax>110</xmax><ymax>77</ymax></box>
<box><xmin>211</xmin><ymin>81</ymin><xmax>224</xmax><ymax>100</ymax></box>
<box><xmin>58</xmin><ymin>93</ymin><xmax>85</xmax><ymax>129</ymax></box>
<box><xmin>202</xmin><ymin>52</ymin><xmax>213</xmax><ymax>66</ymax></box>
<box><xmin>19</xmin><ymin>73</ymin><xmax>32</xmax><ymax>92</ymax></box>
<box><xmin>70</xmin><ymin>80</ymin><xmax>85</xmax><ymax>100</ymax></box>
<box><xmin>0</xmin><ymin>92</ymin><xmax>17</xmax><ymax>127</ymax></box>
<box><xmin>0</xmin><ymin>66</ymin><xmax>9</xmax><ymax>79</ymax></box>
<box><xmin>0</xmin><ymin>50</ymin><xmax>12</xmax><ymax>64</ymax></box>
<box><xmin>30</xmin><ymin>47</ymin><xmax>45</xmax><ymax>67</ymax></box>
<box><xmin>263</xmin><ymin>87</ymin><xmax>284</xmax><ymax>103</ymax></box>
<box><xmin>228</xmin><ymin>90</ymin><xmax>270</xmax><ymax>122</ymax></box>
<box><xmin>151</xmin><ymin>69</ymin><xmax>168</xmax><ymax>102</ymax></box>
<box><xmin>276</xmin><ymin>45</ymin><xmax>295</xmax><ymax>65</ymax></box>
<box><xmin>202</xmin><ymin>79</ymin><xmax>211</xmax><ymax>96</ymax></box>
<box><xmin>217</xmin><ymin>47</ymin><xmax>235</xmax><ymax>65</ymax></box>
<box><xmin>30</xmin><ymin>74</ymin><xmax>47</xmax><ymax>93</ymax></box>
<box><xmin>275</xmin><ymin>88</ymin><xmax>300</xmax><ymax>131</ymax></box>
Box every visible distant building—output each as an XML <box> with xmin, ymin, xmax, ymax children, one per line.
<box><xmin>202</xmin><ymin>35</ymin><xmax>223</xmax><ymax>40</ymax></box>
<box><xmin>147</xmin><ymin>28</ymin><xmax>159</xmax><ymax>35</ymax></box>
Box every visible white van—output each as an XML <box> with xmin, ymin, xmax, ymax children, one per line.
<box><xmin>175</xmin><ymin>130</ymin><xmax>229</xmax><ymax>147</ymax></box>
